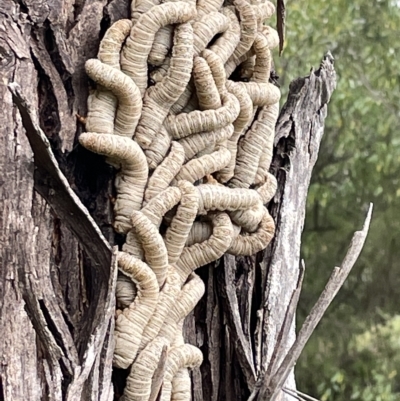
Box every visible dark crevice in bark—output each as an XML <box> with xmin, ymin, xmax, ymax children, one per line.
<box><xmin>99</xmin><ymin>12</ymin><xmax>111</xmax><ymax>42</ymax></box>
<box><xmin>30</xmin><ymin>49</ymin><xmax>63</xmax><ymax>151</ymax></box>
<box><xmin>112</xmin><ymin>368</ymin><xmax>129</xmax><ymax>400</ymax></box>
<box><xmin>41</xmin><ymin>21</ymin><xmax>74</xmax><ymax>110</ymax></box>
<box><xmin>38</xmin><ymin>300</ymin><xmax>68</xmax><ymax>358</ymax></box>
<box><xmin>67</xmin><ymin>145</ymin><xmax>115</xmax><ymax>236</ymax></box>
<box><xmin>15</xmin><ymin>0</ymin><xmax>29</xmax><ymax>15</ymax></box>
<box><xmin>66</xmin><ymin>0</ymin><xmax>87</xmax><ymax>36</ymax></box>
<box><xmin>52</xmin><ymin>216</ymin><xmax>62</xmax><ymax>265</ymax></box>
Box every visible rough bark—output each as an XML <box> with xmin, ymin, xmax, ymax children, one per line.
<box><xmin>0</xmin><ymin>1</ymin><xmax>336</xmax><ymax>401</ymax></box>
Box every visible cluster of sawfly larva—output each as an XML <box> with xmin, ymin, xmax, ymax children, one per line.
<box><xmin>79</xmin><ymin>0</ymin><xmax>280</xmax><ymax>399</ymax></box>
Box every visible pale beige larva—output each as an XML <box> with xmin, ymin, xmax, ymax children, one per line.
<box><xmin>160</xmin><ymin>344</ymin><xmax>203</xmax><ymax>401</ymax></box>
<box><xmin>228</xmin><ymin>208</ymin><xmax>275</xmax><ymax>255</ymax></box>
<box><xmin>175</xmin><ymin>212</ymin><xmax>233</xmax><ymax>282</ymax></box>
<box><xmin>85</xmin><ymin>59</ymin><xmax>142</xmax><ymax>137</ymax></box>
<box><xmin>192</xmin><ymin>12</ymin><xmax>230</xmax><ymax>55</ymax></box>
<box><xmin>165</xmin><ymin>91</ymin><xmax>240</xmax><ymax>138</ymax></box>
<box><xmin>196</xmin><ymin>184</ymin><xmax>260</xmax><ymax>214</ymax></box>
<box><xmin>229</xmin><ymin>103</ymin><xmax>278</xmax><ymax>189</ymax></box>
<box><xmin>122</xmin><ymin>2</ymin><xmax>196</xmax><ymax>96</ymax></box>
<box><xmin>78</xmin><ymin>133</ymin><xmax>148</xmax><ymax>234</ymax></box>
<box><xmin>256</xmin><ymin>172</ymin><xmax>278</xmax><ymax>203</ymax></box>
<box><xmin>225</xmin><ymin>0</ymin><xmax>257</xmax><ymax>77</ymax></box>
<box><xmin>123</xmin><ymin>337</ymin><xmax>170</xmax><ymax>401</ymax></box>
<box><xmin>208</xmin><ymin>6</ymin><xmax>241</xmax><ymax>64</ymax></box>
<box><xmin>85</xmin><ymin>19</ymin><xmax>132</xmax><ymax>135</ymax></box>
<box><xmin>171</xmin><ymin>369</ymin><xmax>191</xmax><ymax>401</ymax></box>
<box><xmin>141</xmin><ymin>186</ymin><xmax>182</xmax><ymax>227</ymax></box>
<box><xmin>193</xmin><ymin>56</ymin><xmax>221</xmax><ymax>111</ymax></box>
<box><xmin>164</xmin><ymin>181</ymin><xmax>199</xmax><ymax>264</ymax></box>
<box><xmin>130</xmin><ymin>211</ymin><xmax>169</xmax><ymax>287</ymax></box>
<box><xmin>113</xmin><ymin>252</ymin><xmax>159</xmax><ymax>369</ymax></box>
<box><xmin>216</xmin><ymin>81</ymin><xmax>254</xmax><ymax>183</ymax></box>
<box><xmin>178</xmin><ymin>125</ymin><xmax>233</xmax><ymax>162</ymax></box>
<box><xmin>158</xmin><ymin>273</ymin><xmax>205</xmax><ymax>342</ymax></box>
<box><xmin>144</xmin><ymin>142</ymin><xmax>186</xmax><ymax>202</ymax></box>
<box><xmin>135</xmin><ymin>22</ymin><xmax>194</xmax><ymax>150</ymax></box>
<box><xmin>172</xmin><ymin>146</ymin><xmax>232</xmax><ymax>185</ymax></box>
<box><xmin>139</xmin><ymin>267</ymin><xmax>181</xmax><ymax>350</ymax></box>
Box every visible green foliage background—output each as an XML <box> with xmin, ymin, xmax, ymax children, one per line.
<box><xmin>275</xmin><ymin>0</ymin><xmax>400</xmax><ymax>399</ymax></box>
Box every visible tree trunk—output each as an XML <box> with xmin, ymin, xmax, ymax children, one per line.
<box><xmin>0</xmin><ymin>1</ymin><xmax>336</xmax><ymax>400</ymax></box>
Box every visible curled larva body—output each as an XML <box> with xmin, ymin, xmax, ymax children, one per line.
<box><xmin>196</xmin><ymin>0</ymin><xmax>224</xmax><ymax>18</ymax></box>
<box><xmin>178</xmin><ymin>125</ymin><xmax>233</xmax><ymax>162</ymax></box>
<box><xmin>123</xmin><ymin>229</ymin><xmax>144</xmax><ymax>261</ymax></box>
<box><xmin>201</xmin><ymin>49</ymin><xmax>227</xmax><ymax>94</ymax></box>
<box><xmin>225</xmin><ymin>46</ymin><xmax>256</xmax><ymax>77</ymax></box>
<box><xmin>144</xmin><ymin>125</ymin><xmax>172</xmax><ymax>170</ymax></box>
<box><xmin>208</xmin><ymin>7</ymin><xmax>241</xmax><ymax>64</ymax></box>
<box><xmin>165</xmin><ymin>92</ymin><xmax>240</xmax><ymax>138</ymax></box>
<box><xmin>139</xmin><ymin>267</ymin><xmax>181</xmax><ymax>350</ymax></box>
<box><xmin>79</xmin><ymin>133</ymin><xmax>148</xmax><ymax>234</ymax></box>
<box><xmin>131</xmin><ymin>0</ymin><xmax>161</xmax><ymax>24</ymax></box>
<box><xmin>113</xmin><ymin>252</ymin><xmax>159</xmax><ymax>369</ymax></box>
<box><xmin>256</xmin><ymin>172</ymin><xmax>278</xmax><ymax>203</ymax></box>
<box><xmin>130</xmin><ymin>211</ymin><xmax>169</xmax><ymax>287</ymax></box>
<box><xmin>262</xmin><ymin>25</ymin><xmax>280</xmax><ymax>50</ymax></box>
<box><xmin>252</xmin><ymin>102</ymin><xmax>279</xmax><ymax>178</ymax></box>
<box><xmin>229</xmin><ymin>103</ymin><xmax>278</xmax><ymax>189</ymax></box>
<box><xmin>164</xmin><ymin>181</ymin><xmax>199</xmax><ymax>264</ymax></box>
<box><xmin>135</xmin><ymin>22</ymin><xmax>194</xmax><ymax>149</ymax></box>
<box><xmin>170</xmin><ymin>79</ymin><xmax>195</xmax><ymax>115</ymax></box>
<box><xmin>239</xmin><ymin>54</ymin><xmax>256</xmax><ymax>80</ymax></box>
<box><xmin>116</xmin><ymin>272</ymin><xmax>137</xmax><ymax>309</ymax></box>
<box><xmin>141</xmin><ymin>186</ymin><xmax>182</xmax><ymax>227</ymax></box>
<box><xmin>225</xmin><ymin>0</ymin><xmax>257</xmax><ymax>76</ymax></box>
<box><xmin>149</xmin><ymin>56</ymin><xmax>171</xmax><ymax>83</ymax></box>
<box><xmin>253</xmin><ymin>2</ymin><xmax>275</xmax><ymax>28</ymax></box>
<box><xmin>185</xmin><ymin>221</ymin><xmax>213</xmax><ymax>246</ymax></box>
<box><xmin>193</xmin><ymin>12</ymin><xmax>229</xmax><ymax>56</ymax></box>
<box><xmin>158</xmin><ymin>273</ymin><xmax>205</xmax><ymax>341</ymax></box>
<box><xmin>85</xmin><ymin>91</ymin><xmax>116</xmax><ymax>135</ymax></box>
<box><xmin>161</xmin><ymin>345</ymin><xmax>203</xmax><ymax>401</ymax></box>
<box><xmin>121</xmin><ymin>2</ymin><xmax>196</xmax><ymax>96</ymax></box>
<box><xmin>85</xmin><ymin>19</ymin><xmax>132</xmax><ymax>135</ymax></box>
<box><xmin>175</xmin><ymin>213</ymin><xmax>233</xmax><ymax>282</ymax></box>
<box><xmin>216</xmin><ymin>81</ymin><xmax>254</xmax><ymax>183</ymax></box>
<box><xmin>226</xmin><ymin>81</ymin><xmax>254</xmax><ymax>134</ymax></box>
<box><xmin>172</xmin><ymin>146</ymin><xmax>231</xmax><ymax>184</ymax></box>
<box><xmin>251</xmin><ymin>32</ymin><xmax>272</xmax><ymax>83</ymax></box>
<box><xmin>196</xmin><ymin>184</ymin><xmax>260</xmax><ymax>214</ymax></box>
<box><xmin>144</xmin><ymin>142</ymin><xmax>185</xmax><ymax>202</ymax></box>
<box><xmin>193</xmin><ymin>56</ymin><xmax>221</xmax><ymax>111</ymax></box>
<box><xmin>228</xmin><ymin>207</ymin><xmax>275</xmax><ymax>255</ymax></box>
<box><xmin>148</xmin><ymin>24</ymin><xmax>173</xmax><ymax>66</ymax></box>
<box><xmin>85</xmin><ymin>59</ymin><xmax>142</xmax><ymax>137</ymax></box>
<box><xmin>171</xmin><ymin>368</ymin><xmax>191</xmax><ymax>401</ymax></box>
<box><xmin>98</xmin><ymin>19</ymin><xmax>132</xmax><ymax>68</ymax></box>
<box><xmin>229</xmin><ymin>198</ymin><xmax>264</xmax><ymax>232</ymax></box>
<box><xmin>238</xmin><ymin>81</ymin><xmax>281</xmax><ymax>106</ymax></box>
<box><xmin>123</xmin><ymin>336</ymin><xmax>170</xmax><ymax>401</ymax></box>
<box><xmin>171</xmin><ymin>320</ymin><xmax>185</xmax><ymax>348</ymax></box>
